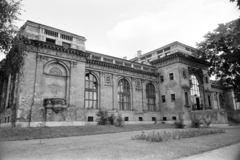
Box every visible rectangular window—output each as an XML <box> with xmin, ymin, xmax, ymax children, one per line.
<box><xmin>152</xmin><ymin>117</ymin><xmax>156</xmax><ymax>121</ymax></box>
<box><xmin>44</xmin><ymin>29</ymin><xmax>58</xmax><ymax>37</ymax></box>
<box><xmin>92</xmin><ymin>55</ymin><xmax>101</xmax><ymax>60</ymax></box>
<box><xmin>139</xmin><ymin>117</ymin><xmax>143</xmax><ymax>121</ymax></box>
<box><xmin>171</xmin><ymin>94</ymin><xmax>175</xmax><ymax>101</ymax></box>
<box><xmin>185</xmin><ymin>92</ymin><xmax>189</xmax><ymax>105</ymax></box>
<box><xmin>46</xmin><ymin>38</ymin><xmax>55</xmax><ymax>44</ymax></box>
<box><xmin>160</xmin><ymin>75</ymin><xmax>164</xmax><ymax>82</ymax></box>
<box><xmin>115</xmin><ymin>60</ymin><xmax>123</xmax><ymax>65</ymax></box>
<box><xmin>124</xmin><ymin>117</ymin><xmax>129</xmax><ymax>121</ymax></box>
<box><xmin>146</xmin><ymin>54</ymin><xmax>152</xmax><ymax>58</ymax></box>
<box><xmin>143</xmin><ymin>67</ymin><xmax>149</xmax><ymax>71</ymax></box>
<box><xmin>169</xmin><ymin>73</ymin><xmax>174</xmax><ymax>80</ymax></box>
<box><xmin>88</xmin><ymin>116</ymin><xmax>94</xmax><ymax>122</ymax></box>
<box><xmin>208</xmin><ymin>95</ymin><xmax>211</xmax><ymax>107</ymax></box>
<box><xmin>163</xmin><ymin>117</ymin><xmax>167</xmax><ymax>121</ymax></box>
<box><xmin>172</xmin><ymin>116</ymin><xmax>176</xmax><ymax>120</ymax></box>
<box><xmin>62</xmin><ymin>42</ymin><xmax>71</xmax><ymax>48</ymax></box>
<box><xmin>103</xmin><ymin>58</ymin><xmax>113</xmax><ymax>63</ymax></box>
<box><xmin>124</xmin><ymin>62</ymin><xmax>131</xmax><ymax>67</ymax></box>
<box><xmin>164</xmin><ymin>47</ymin><xmax>170</xmax><ymax>52</ymax></box>
<box><xmin>157</xmin><ymin>50</ymin><xmax>163</xmax><ymax>54</ymax></box>
<box><xmin>162</xmin><ymin>95</ymin><xmax>166</xmax><ymax>103</ymax></box>
<box><xmin>60</xmin><ymin>33</ymin><xmax>73</xmax><ymax>41</ymax></box>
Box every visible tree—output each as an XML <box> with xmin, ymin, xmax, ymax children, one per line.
<box><xmin>0</xmin><ymin>0</ymin><xmax>23</xmax><ymax>54</ymax></box>
<box><xmin>230</xmin><ymin>0</ymin><xmax>240</xmax><ymax>9</ymax></box>
<box><xmin>197</xmin><ymin>4</ymin><xmax>240</xmax><ymax>101</ymax></box>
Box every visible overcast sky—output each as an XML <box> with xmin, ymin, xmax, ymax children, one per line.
<box><xmin>1</xmin><ymin>0</ymin><xmax>239</xmax><ymax>61</ymax></box>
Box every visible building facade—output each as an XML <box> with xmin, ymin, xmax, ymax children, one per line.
<box><xmin>0</xmin><ymin>21</ymin><xmax>237</xmax><ymax>127</ymax></box>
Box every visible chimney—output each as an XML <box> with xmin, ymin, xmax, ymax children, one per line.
<box><xmin>123</xmin><ymin>56</ymin><xmax>127</xmax><ymax>60</ymax></box>
<box><xmin>137</xmin><ymin>50</ymin><xmax>141</xmax><ymax>58</ymax></box>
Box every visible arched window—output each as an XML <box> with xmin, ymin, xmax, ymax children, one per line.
<box><xmin>146</xmin><ymin>83</ymin><xmax>156</xmax><ymax>111</ymax></box>
<box><xmin>190</xmin><ymin>75</ymin><xmax>200</xmax><ymax>97</ymax></box>
<box><xmin>118</xmin><ymin>79</ymin><xmax>131</xmax><ymax>110</ymax></box>
<box><xmin>85</xmin><ymin>73</ymin><xmax>98</xmax><ymax>109</ymax></box>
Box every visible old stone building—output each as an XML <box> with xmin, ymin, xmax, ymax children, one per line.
<box><xmin>0</xmin><ymin>21</ymin><xmax>238</xmax><ymax>127</ymax></box>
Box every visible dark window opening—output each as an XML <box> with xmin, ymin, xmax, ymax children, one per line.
<box><xmin>157</xmin><ymin>50</ymin><xmax>163</xmax><ymax>54</ymax></box>
<box><xmin>172</xmin><ymin>116</ymin><xmax>176</xmax><ymax>120</ymax></box>
<box><xmin>163</xmin><ymin>117</ymin><xmax>167</xmax><ymax>121</ymax></box>
<box><xmin>205</xmin><ymin>77</ymin><xmax>209</xmax><ymax>83</ymax></box>
<box><xmin>160</xmin><ymin>75</ymin><xmax>164</xmax><ymax>82</ymax></box>
<box><xmin>164</xmin><ymin>47</ymin><xmax>170</xmax><ymax>52</ymax></box>
<box><xmin>44</xmin><ymin>29</ymin><xmax>58</xmax><ymax>37</ymax></box>
<box><xmin>46</xmin><ymin>38</ymin><xmax>56</xmax><ymax>44</ymax></box>
<box><xmin>139</xmin><ymin>117</ymin><xmax>143</xmax><ymax>121</ymax></box>
<box><xmin>124</xmin><ymin>117</ymin><xmax>129</xmax><ymax>121</ymax></box>
<box><xmin>92</xmin><ymin>55</ymin><xmax>101</xmax><ymax>60</ymax></box>
<box><xmin>162</xmin><ymin>95</ymin><xmax>166</xmax><ymax>103</ymax></box>
<box><xmin>62</xmin><ymin>42</ymin><xmax>71</xmax><ymax>49</ymax></box>
<box><xmin>88</xmin><ymin>116</ymin><xmax>94</xmax><ymax>122</ymax></box>
<box><xmin>146</xmin><ymin>54</ymin><xmax>152</xmax><ymax>58</ymax></box>
<box><xmin>208</xmin><ymin>95</ymin><xmax>211</xmax><ymax>107</ymax></box>
<box><xmin>169</xmin><ymin>73</ymin><xmax>174</xmax><ymax>80</ymax></box>
<box><xmin>171</xmin><ymin>94</ymin><xmax>175</xmax><ymax>101</ymax></box>
<box><xmin>152</xmin><ymin>117</ymin><xmax>156</xmax><ymax>121</ymax></box>
<box><xmin>185</xmin><ymin>92</ymin><xmax>189</xmax><ymax>105</ymax></box>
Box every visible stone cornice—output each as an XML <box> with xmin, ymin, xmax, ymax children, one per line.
<box><xmin>86</xmin><ymin>59</ymin><xmax>157</xmax><ymax>76</ymax></box>
<box><xmin>25</xmin><ymin>40</ymin><xmax>89</xmax><ymax>58</ymax></box>
<box><xmin>150</xmin><ymin>52</ymin><xmax>209</xmax><ymax>69</ymax></box>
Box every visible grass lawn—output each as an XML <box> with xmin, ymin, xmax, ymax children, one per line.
<box><xmin>0</xmin><ymin>123</ymin><xmax>174</xmax><ymax>141</ymax></box>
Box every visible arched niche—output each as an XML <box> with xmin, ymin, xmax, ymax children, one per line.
<box><xmin>43</xmin><ymin>61</ymin><xmax>69</xmax><ymax>103</ymax></box>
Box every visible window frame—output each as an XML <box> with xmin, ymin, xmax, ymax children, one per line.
<box><xmin>118</xmin><ymin>79</ymin><xmax>131</xmax><ymax>110</ymax></box>
<box><xmin>169</xmin><ymin>73</ymin><xmax>174</xmax><ymax>80</ymax></box>
<box><xmin>171</xmin><ymin>94</ymin><xmax>175</xmax><ymax>102</ymax></box>
<box><xmin>146</xmin><ymin>83</ymin><xmax>156</xmax><ymax>111</ymax></box>
<box><xmin>85</xmin><ymin>73</ymin><xmax>98</xmax><ymax>109</ymax></box>
<box><xmin>161</xmin><ymin>95</ymin><xmax>166</xmax><ymax>103</ymax></box>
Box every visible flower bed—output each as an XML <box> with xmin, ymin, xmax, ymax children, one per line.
<box><xmin>131</xmin><ymin>128</ymin><xmax>225</xmax><ymax>142</ymax></box>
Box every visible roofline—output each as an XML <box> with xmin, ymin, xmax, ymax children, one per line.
<box><xmin>21</xmin><ymin>20</ymin><xmax>86</xmax><ymax>40</ymax></box>
<box><xmin>86</xmin><ymin>50</ymin><xmax>155</xmax><ymax>68</ymax></box>
<box><xmin>150</xmin><ymin>51</ymin><xmax>209</xmax><ymax>66</ymax></box>
<box><xmin>130</xmin><ymin>41</ymin><xmax>196</xmax><ymax>61</ymax></box>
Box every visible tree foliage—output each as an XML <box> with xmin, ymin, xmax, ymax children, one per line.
<box><xmin>197</xmin><ymin>17</ymin><xmax>240</xmax><ymax>101</ymax></box>
<box><xmin>0</xmin><ymin>0</ymin><xmax>23</xmax><ymax>54</ymax></box>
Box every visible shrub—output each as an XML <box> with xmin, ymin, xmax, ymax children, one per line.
<box><xmin>191</xmin><ymin>116</ymin><xmax>202</xmax><ymax>128</ymax></box>
<box><xmin>132</xmin><ymin>128</ymin><xmax>225</xmax><ymax>142</ymax></box>
<box><xmin>108</xmin><ymin>113</ymin><xmax>116</xmax><ymax>125</ymax></box>
<box><xmin>96</xmin><ymin>110</ymin><xmax>108</xmax><ymax>125</ymax></box>
<box><xmin>115</xmin><ymin>113</ymin><xmax>124</xmax><ymax>127</ymax></box>
<box><xmin>174</xmin><ymin>119</ymin><xmax>185</xmax><ymax>129</ymax></box>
